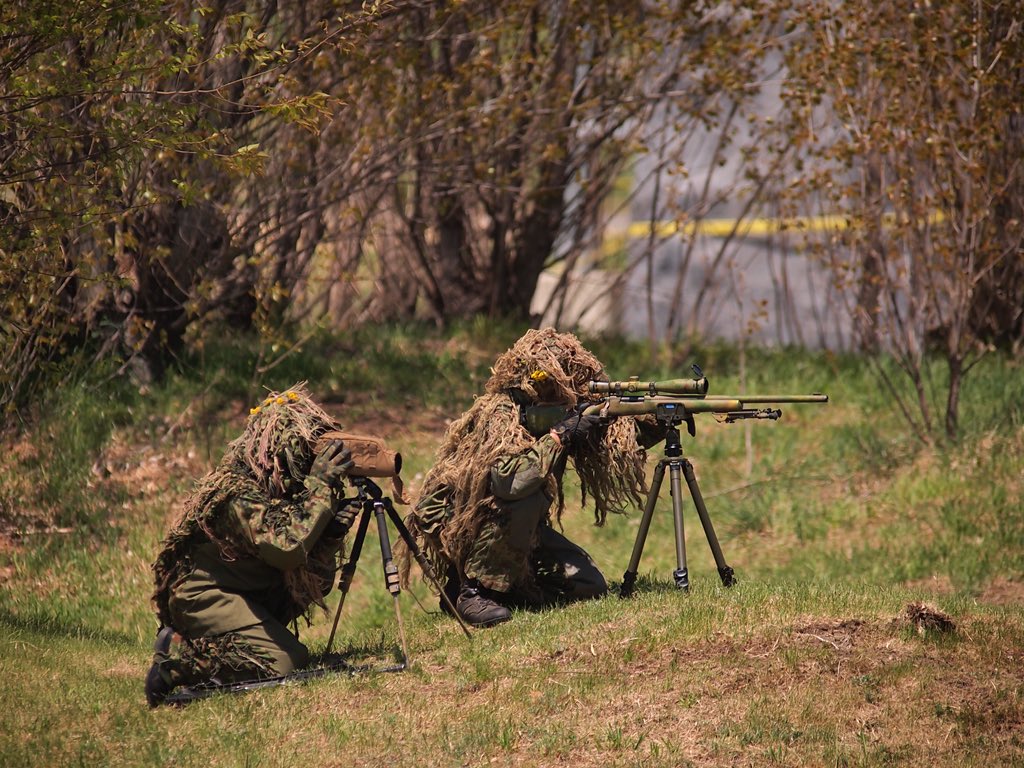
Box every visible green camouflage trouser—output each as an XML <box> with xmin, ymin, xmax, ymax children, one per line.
<box><xmin>417</xmin><ymin>482</ymin><xmax>607</xmax><ymax>603</ymax></box>
<box><xmin>464</xmin><ymin>518</ymin><xmax>608</xmax><ymax>602</ymax></box>
<box><xmin>153</xmin><ymin>571</ymin><xmax>309</xmax><ymax>687</ymax></box>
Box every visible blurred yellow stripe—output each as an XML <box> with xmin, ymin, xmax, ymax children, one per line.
<box><xmin>622</xmin><ymin>211</ymin><xmax>945</xmax><ymax>239</ymax></box>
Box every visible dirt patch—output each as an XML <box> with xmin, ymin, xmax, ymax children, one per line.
<box><xmin>0</xmin><ymin>434</ymin><xmax>54</xmax><ymax>536</ymax></box>
<box><xmin>97</xmin><ymin>433</ymin><xmax>208</xmax><ymax>494</ymax></box>
<box><xmin>793</xmin><ymin>617</ymin><xmax>866</xmax><ymax>650</ymax></box>
<box><xmin>978</xmin><ymin>577</ymin><xmax>1024</xmax><ymax>606</ymax></box>
<box><xmin>896</xmin><ymin>602</ymin><xmax>957</xmax><ymax>635</ymax></box>
<box><xmin>904</xmin><ymin>573</ymin><xmax>956</xmax><ymax>597</ymax></box>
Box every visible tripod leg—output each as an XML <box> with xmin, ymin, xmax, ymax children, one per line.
<box><xmin>668</xmin><ymin>462</ymin><xmax>690</xmax><ymax>591</ymax></box>
<box><xmin>384</xmin><ymin>503</ymin><xmax>472</xmax><ymax>638</ymax></box>
<box><xmin>372</xmin><ymin>501</ymin><xmax>410</xmax><ymax>667</ymax></box>
<box><xmin>681</xmin><ymin>459</ymin><xmax>735</xmax><ymax>587</ymax></box>
<box><xmin>621</xmin><ymin>461</ymin><xmax>666</xmax><ymax>598</ymax></box>
<box><xmin>326</xmin><ymin>504</ymin><xmax>372</xmax><ymax>654</ymax></box>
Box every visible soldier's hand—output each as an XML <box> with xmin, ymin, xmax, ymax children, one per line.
<box><xmin>325</xmin><ymin>496</ymin><xmax>361</xmax><ymax>538</ymax></box>
<box><xmin>307</xmin><ymin>438</ymin><xmax>353</xmax><ymax>491</ymax></box>
<box><xmin>551</xmin><ymin>406</ymin><xmax>605</xmax><ymax>449</ymax></box>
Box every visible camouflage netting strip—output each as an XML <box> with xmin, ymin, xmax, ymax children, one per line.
<box><xmin>575</xmin><ymin>417</ymin><xmax>648</xmax><ymax>525</ymax></box>
<box><xmin>178</xmin><ymin>632</ymin><xmax>279</xmax><ymax>683</ymax></box>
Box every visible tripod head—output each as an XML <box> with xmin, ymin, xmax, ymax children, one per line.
<box><xmin>350</xmin><ymin>475</ymin><xmax>385</xmax><ymax>501</ymax></box>
<box><xmin>660</xmin><ymin>423</ymin><xmax>685</xmax><ymax>459</ymax></box>
<box><xmin>647</xmin><ymin>398</ymin><xmax>697</xmax><ymax>455</ymax></box>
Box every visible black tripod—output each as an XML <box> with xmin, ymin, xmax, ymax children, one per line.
<box><xmin>620</xmin><ymin>419</ymin><xmax>736</xmax><ymax>597</ymax></box>
<box><xmin>325</xmin><ymin>477</ymin><xmax>471</xmax><ymax>667</ymax></box>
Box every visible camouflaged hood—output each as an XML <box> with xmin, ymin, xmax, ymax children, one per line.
<box><xmin>485</xmin><ymin>327</ymin><xmax>607</xmax><ymax>406</ymax></box>
<box><xmin>235</xmin><ymin>382</ymin><xmax>341</xmax><ymax>495</ymax></box>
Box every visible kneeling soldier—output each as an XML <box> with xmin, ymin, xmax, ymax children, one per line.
<box><xmin>145</xmin><ymin>383</ymin><xmax>359</xmax><ymax>706</ymax></box>
<box><xmin>407</xmin><ymin>328</ymin><xmax>665</xmax><ymax>627</ymax></box>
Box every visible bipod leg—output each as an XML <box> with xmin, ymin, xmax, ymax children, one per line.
<box><xmin>681</xmin><ymin>459</ymin><xmax>735</xmax><ymax>587</ymax></box>
<box><xmin>372</xmin><ymin>499</ymin><xmax>410</xmax><ymax>668</ymax></box>
<box><xmin>326</xmin><ymin>502</ymin><xmax>372</xmax><ymax>655</ymax></box>
<box><xmin>668</xmin><ymin>461</ymin><xmax>690</xmax><ymax>591</ymax></box>
<box><xmin>621</xmin><ymin>461</ymin><xmax>666</xmax><ymax>598</ymax></box>
<box><xmin>383</xmin><ymin>502</ymin><xmax>473</xmax><ymax>638</ymax></box>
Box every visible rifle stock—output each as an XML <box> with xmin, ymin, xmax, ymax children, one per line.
<box><xmin>583</xmin><ymin>396</ymin><xmax>744</xmax><ymax>417</ymax></box>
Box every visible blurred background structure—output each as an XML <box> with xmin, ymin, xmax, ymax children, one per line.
<box><xmin>2</xmin><ymin>0</ymin><xmax>1021</xmax><ymax>440</ymax></box>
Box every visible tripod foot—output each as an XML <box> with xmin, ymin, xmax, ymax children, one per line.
<box><xmin>619</xmin><ymin>570</ymin><xmax>638</xmax><ymax>599</ymax></box>
<box><xmin>718</xmin><ymin>565</ymin><xmax>736</xmax><ymax>587</ymax></box>
<box><xmin>673</xmin><ymin>567</ymin><xmax>690</xmax><ymax>592</ymax></box>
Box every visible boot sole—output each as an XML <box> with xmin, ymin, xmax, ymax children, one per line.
<box><xmin>460</xmin><ymin>611</ymin><xmax>512</xmax><ymax>628</ymax></box>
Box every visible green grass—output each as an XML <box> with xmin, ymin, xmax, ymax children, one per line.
<box><xmin>1</xmin><ymin>323</ymin><xmax>1022</xmax><ymax>767</ymax></box>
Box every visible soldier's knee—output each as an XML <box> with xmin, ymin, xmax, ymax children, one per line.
<box><xmin>270</xmin><ymin>641</ymin><xmax>309</xmax><ymax>676</ymax></box>
<box><xmin>562</xmin><ymin>561</ymin><xmax>608</xmax><ymax>600</ymax></box>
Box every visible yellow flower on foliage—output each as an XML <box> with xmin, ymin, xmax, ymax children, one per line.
<box><xmin>252</xmin><ymin>390</ymin><xmax>299</xmax><ymax>415</ymax></box>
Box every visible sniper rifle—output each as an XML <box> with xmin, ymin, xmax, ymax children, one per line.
<box><xmin>522</xmin><ymin>364</ymin><xmax>828</xmax><ymax>436</ymax></box>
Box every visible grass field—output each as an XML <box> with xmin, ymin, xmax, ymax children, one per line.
<box><xmin>1</xmin><ymin>325</ymin><xmax>1022</xmax><ymax>767</ymax></box>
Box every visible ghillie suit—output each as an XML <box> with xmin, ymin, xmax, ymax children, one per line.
<box><xmin>147</xmin><ymin>383</ymin><xmax>356</xmax><ymax>704</ymax></box>
<box><xmin>404</xmin><ymin>329</ymin><xmax>659</xmax><ymax>619</ymax></box>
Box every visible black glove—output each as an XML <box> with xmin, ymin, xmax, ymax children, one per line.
<box><xmin>306</xmin><ymin>438</ymin><xmax>353</xmax><ymax>492</ymax></box>
<box><xmin>325</xmin><ymin>496</ymin><xmax>361</xmax><ymax>538</ymax></box>
<box><xmin>551</xmin><ymin>406</ymin><xmax>605</xmax><ymax>449</ymax></box>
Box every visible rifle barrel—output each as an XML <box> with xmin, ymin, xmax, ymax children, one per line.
<box><xmin>705</xmin><ymin>394</ymin><xmax>829</xmax><ymax>404</ymax></box>
<box><xmin>583</xmin><ymin>392</ymin><xmax>828</xmax><ymax>420</ymax></box>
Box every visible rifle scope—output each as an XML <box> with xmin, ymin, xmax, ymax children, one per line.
<box><xmin>588</xmin><ymin>376</ymin><xmax>709</xmax><ymax>397</ymax></box>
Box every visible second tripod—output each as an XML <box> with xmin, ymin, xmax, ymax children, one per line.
<box><xmin>620</xmin><ymin>420</ymin><xmax>736</xmax><ymax>597</ymax></box>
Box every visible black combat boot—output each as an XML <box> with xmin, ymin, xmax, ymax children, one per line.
<box><xmin>456</xmin><ymin>582</ymin><xmax>512</xmax><ymax>627</ymax></box>
<box><xmin>144</xmin><ymin>625</ymin><xmax>176</xmax><ymax>707</ymax></box>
